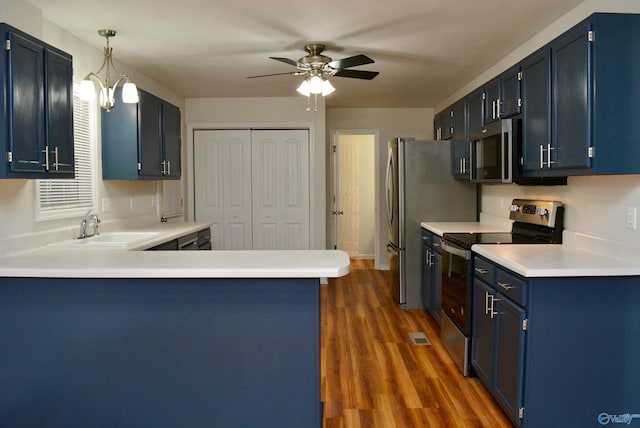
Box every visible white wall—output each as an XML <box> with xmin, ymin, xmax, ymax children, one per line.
<box><xmin>326</xmin><ymin>108</ymin><xmax>433</xmax><ymax>266</ymax></box>
<box><xmin>0</xmin><ymin>0</ymin><xmax>186</xmax><ymax>254</ymax></box>
<box><xmin>184</xmin><ymin>96</ymin><xmax>326</xmax><ymax>250</ymax></box>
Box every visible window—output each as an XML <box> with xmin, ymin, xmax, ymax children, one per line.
<box><xmin>36</xmin><ymin>85</ymin><xmax>97</xmax><ymax>221</ymax></box>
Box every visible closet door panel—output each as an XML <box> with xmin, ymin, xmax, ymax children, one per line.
<box><xmin>194</xmin><ymin>130</ymin><xmax>252</xmax><ymax>250</ymax></box>
<box><xmin>252</xmin><ymin>130</ymin><xmax>310</xmax><ymax>250</ymax></box>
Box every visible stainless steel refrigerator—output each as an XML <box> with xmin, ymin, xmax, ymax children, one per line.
<box><xmin>385</xmin><ymin>138</ymin><xmax>477</xmax><ymax>309</ymax></box>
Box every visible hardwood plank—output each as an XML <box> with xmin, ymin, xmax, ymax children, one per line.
<box><xmin>321</xmin><ymin>259</ymin><xmax>512</xmax><ymax>427</ymax></box>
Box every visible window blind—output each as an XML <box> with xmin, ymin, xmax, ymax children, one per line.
<box><xmin>36</xmin><ymin>89</ymin><xmax>96</xmax><ymax>220</ymax></box>
<box><xmin>162</xmin><ymin>179</ymin><xmax>183</xmax><ymax>218</ymax></box>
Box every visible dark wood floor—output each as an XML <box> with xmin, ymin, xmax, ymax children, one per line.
<box><xmin>321</xmin><ymin>259</ymin><xmax>512</xmax><ymax>428</ymax></box>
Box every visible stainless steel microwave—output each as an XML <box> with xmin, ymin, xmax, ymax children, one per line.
<box><xmin>469</xmin><ymin>119</ymin><xmax>519</xmax><ymax>183</ymax></box>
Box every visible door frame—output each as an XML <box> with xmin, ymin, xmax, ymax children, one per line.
<box><xmin>329</xmin><ymin>129</ymin><xmax>381</xmax><ymax>268</ymax></box>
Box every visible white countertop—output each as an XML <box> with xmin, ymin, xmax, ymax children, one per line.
<box><xmin>421</xmin><ymin>221</ymin><xmax>512</xmax><ymax>236</ymax></box>
<box><xmin>0</xmin><ymin>221</ymin><xmax>351</xmax><ymax>279</ymax></box>
<box><xmin>0</xmin><ymin>249</ymin><xmax>350</xmax><ymax>278</ymax></box>
<box><xmin>472</xmin><ymin>244</ymin><xmax>640</xmax><ymax>277</ymax></box>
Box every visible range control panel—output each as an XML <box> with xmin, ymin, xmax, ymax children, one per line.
<box><xmin>509</xmin><ymin>199</ymin><xmax>563</xmax><ymax>228</ymax></box>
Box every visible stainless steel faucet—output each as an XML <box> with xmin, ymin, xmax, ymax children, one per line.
<box><xmin>78</xmin><ymin>210</ymin><xmax>101</xmax><ymax>239</ymax></box>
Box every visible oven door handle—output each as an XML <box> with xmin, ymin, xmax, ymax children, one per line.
<box><xmin>441</xmin><ymin>241</ymin><xmax>471</xmax><ymax>260</ymax></box>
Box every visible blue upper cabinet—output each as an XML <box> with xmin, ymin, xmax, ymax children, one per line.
<box><xmin>520</xmin><ymin>48</ymin><xmax>551</xmax><ymax>176</ymax></box>
<box><xmin>162</xmin><ymin>102</ymin><xmax>181</xmax><ymax>179</ymax></box>
<box><xmin>102</xmin><ymin>88</ymin><xmax>181</xmax><ymax>180</ymax></box>
<box><xmin>522</xmin><ymin>13</ymin><xmax>640</xmax><ymax>177</ymax></box>
<box><xmin>483</xmin><ymin>65</ymin><xmax>521</xmax><ymax>125</ymax></box>
<box><xmin>0</xmin><ymin>24</ymin><xmax>74</xmax><ymax>178</ymax></box>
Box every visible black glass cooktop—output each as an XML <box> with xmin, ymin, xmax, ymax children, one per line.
<box><xmin>442</xmin><ymin>232</ymin><xmax>555</xmax><ymax>250</ymax></box>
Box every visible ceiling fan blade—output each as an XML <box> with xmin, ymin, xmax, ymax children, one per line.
<box><xmin>246</xmin><ymin>71</ymin><xmax>300</xmax><ymax>79</ymax></box>
<box><xmin>269</xmin><ymin>56</ymin><xmax>298</xmax><ymax>66</ymax></box>
<box><xmin>333</xmin><ymin>69</ymin><xmax>379</xmax><ymax>80</ymax></box>
<box><xmin>328</xmin><ymin>54</ymin><xmax>374</xmax><ymax>69</ymax></box>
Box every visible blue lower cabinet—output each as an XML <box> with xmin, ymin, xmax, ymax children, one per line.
<box><xmin>471</xmin><ymin>275</ymin><xmax>525</xmax><ymax>425</ymax></box>
<box><xmin>0</xmin><ymin>277</ymin><xmax>322</xmax><ymax>427</ymax></box>
<box><xmin>421</xmin><ymin>229</ymin><xmax>442</xmax><ymax>324</ymax></box>
<box><xmin>471</xmin><ymin>256</ymin><xmax>640</xmax><ymax>427</ymax></box>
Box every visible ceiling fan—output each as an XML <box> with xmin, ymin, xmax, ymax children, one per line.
<box><xmin>247</xmin><ymin>43</ymin><xmax>379</xmax><ymax>84</ymax></box>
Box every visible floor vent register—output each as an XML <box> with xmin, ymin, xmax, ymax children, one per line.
<box><xmin>409</xmin><ymin>332</ymin><xmax>431</xmax><ymax>346</ymax></box>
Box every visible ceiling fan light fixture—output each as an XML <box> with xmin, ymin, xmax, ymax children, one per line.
<box><xmin>321</xmin><ymin>79</ymin><xmax>335</xmax><ymax>96</ymax></box>
<box><xmin>309</xmin><ymin>75</ymin><xmax>323</xmax><ymax>94</ymax></box>
<box><xmin>296</xmin><ymin>79</ymin><xmax>311</xmax><ymax>96</ymax></box>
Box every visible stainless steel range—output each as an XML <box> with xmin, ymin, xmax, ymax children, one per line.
<box><xmin>440</xmin><ymin>199</ymin><xmax>564</xmax><ymax>376</ymax></box>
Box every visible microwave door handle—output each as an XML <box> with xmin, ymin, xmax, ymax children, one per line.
<box><xmin>502</xmin><ymin>131</ymin><xmax>512</xmax><ymax>183</ymax></box>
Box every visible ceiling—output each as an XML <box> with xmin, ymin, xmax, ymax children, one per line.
<box><xmin>28</xmin><ymin>0</ymin><xmax>585</xmax><ymax>108</ymax></box>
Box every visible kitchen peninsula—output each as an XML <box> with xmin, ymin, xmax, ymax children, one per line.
<box><xmin>0</xmin><ymin>247</ymin><xmax>349</xmax><ymax>427</ymax></box>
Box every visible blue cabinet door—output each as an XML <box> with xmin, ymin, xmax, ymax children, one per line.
<box><xmin>551</xmin><ymin>21</ymin><xmax>591</xmax><ymax>172</ymax></box>
<box><xmin>450</xmin><ymin>99</ymin><xmax>469</xmax><ymax>179</ymax></box>
<box><xmin>7</xmin><ymin>31</ymin><xmax>45</xmax><ymax>173</ymax></box>
<box><xmin>500</xmin><ymin>65</ymin><xmax>521</xmax><ymax>119</ymax></box>
<box><xmin>520</xmin><ymin>48</ymin><xmax>550</xmax><ymax>176</ymax></box>
<box><xmin>466</xmin><ymin>88</ymin><xmax>484</xmax><ymax>132</ymax></box>
<box><xmin>138</xmin><ymin>91</ymin><xmax>163</xmax><ymax>177</ymax></box>
<box><xmin>44</xmin><ymin>48</ymin><xmax>74</xmax><ymax>175</ymax></box>
<box><xmin>494</xmin><ymin>294</ymin><xmax>526</xmax><ymax>426</ymax></box>
<box><xmin>421</xmin><ymin>242</ymin><xmax>432</xmax><ymax>311</ymax></box>
<box><xmin>471</xmin><ymin>278</ymin><xmax>494</xmax><ymax>387</ymax></box>
<box><xmin>483</xmin><ymin>78</ymin><xmax>500</xmax><ymax>124</ymax></box>
<box><xmin>162</xmin><ymin>102</ymin><xmax>181</xmax><ymax>179</ymax></box>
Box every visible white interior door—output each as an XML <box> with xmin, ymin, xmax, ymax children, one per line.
<box><xmin>251</xmin><ymin>129</ymin><xmax>310</xmax><ymax>250</ymax></box>
<box><xmin>194</xmin><ymin>130</ymin><xmax>253</xmax><ymax>250</ymax></box>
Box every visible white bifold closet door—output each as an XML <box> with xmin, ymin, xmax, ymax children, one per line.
<box><xmin>194</xmin><ymin>129</ymin><xmax>310</xmax><ymax>250</ymax></box>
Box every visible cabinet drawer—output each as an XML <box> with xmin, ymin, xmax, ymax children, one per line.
<box><xmin>432</xmin><ymin>235</ymin><xmax>443</xmax><ymax>254</ymax></box>
<box><xmin>496</xmin><ymin>269</ymin><xmax>528</xmax><ymax>306</ymax></box>
<box><xmin>473</xmin><ymin>256</ymin><xmax>495</xmax><ymax>284</ymax></box>
<box><xmin>421</xmin><ymin>228</ymin><xmax>432</xmax><ymax>246</ymax></box>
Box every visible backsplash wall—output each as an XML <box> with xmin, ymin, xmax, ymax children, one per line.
<box><xmin>481</xmin><ymin>175</ymin><xmax>640</xmax><ymax>250</ymax></box>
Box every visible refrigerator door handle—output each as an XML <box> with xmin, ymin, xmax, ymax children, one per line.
<box><xmin>385</xmin><ymin>147</ymin><xmax>395</xmax><ymax>230</ymax></box>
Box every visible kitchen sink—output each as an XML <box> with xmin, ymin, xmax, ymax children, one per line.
<box><xmin>49</xmin><ymin>232</ymin><xmax>161</xmax><ymax>248</ymax></box>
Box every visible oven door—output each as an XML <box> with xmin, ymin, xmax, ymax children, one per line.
<box><xmin>441</xmin><ymin>241</ymin><xmax>472</xmax><ymax>335</ymax></box>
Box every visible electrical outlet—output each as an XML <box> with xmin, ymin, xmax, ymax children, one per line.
<box><xmin>627</xmin><ymin>207</ymin><xmax>637</xmax><ymax>230</ymax></box>
<box><xmin>102</xmin><ymin>197</ymin><xmax>111</xmax><ymax>212</ymax></box>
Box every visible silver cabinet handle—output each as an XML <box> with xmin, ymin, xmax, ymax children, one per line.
<box><xmin>490</xmin><ymin>295</ymin><xmax>500</xmax><ymax>319</ymax></box>
<box><xmin>485</xmin><ymin>291</ymin><xmax>491</xmax><ymax>315</ymax></box>
<box><xmin>498</xmin><ymin>282</ymin><xmax>514</xmax><ymax>291</ymax></box>
<box><xmin>474</xmin><ymin>267</ymin><xmax>488</xmax><ymax>275</ymax></box>
<box><xmin>540</xmin><ymin>144</ymin><xmax>544</xmax><ymax>169</ymax></box>
<box><xmin>53</xmin><ymin>146</ymin><xmax>59</xmax><ymax>171</ymax></box>
<box><xmin>496</xmin><ymin>98</ymin><xmax>501</xmax><ymax>118</ymax></box>
<box><xmin>42</xmin><ymin>145</ymin><xmax>50</xmax><ymax>171</ymax></box>
<box><xmin>167</xmin><ymin>160</ymin><xmax>171</xmax><ymax>176</ymax></box>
